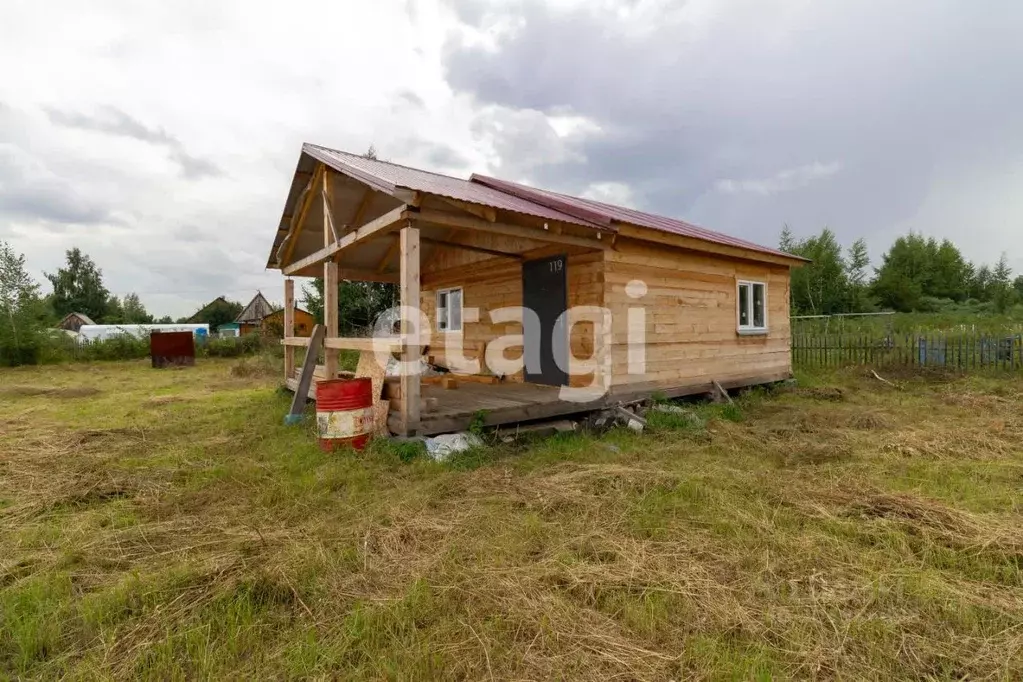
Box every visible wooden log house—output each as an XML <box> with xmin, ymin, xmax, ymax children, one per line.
<box><xmin>267</xmin><ymin>143</ymin><xmax>807</xmax><ymax>436</ymax></box>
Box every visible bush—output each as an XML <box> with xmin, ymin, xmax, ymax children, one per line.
<box><xmin>202</xmin><ymin>334</ymin><xmax>265</xmax><ymax>358</ymax></box>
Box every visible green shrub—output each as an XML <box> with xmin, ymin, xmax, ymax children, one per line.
<box><xmin>202</xmin><ymin>334</ymin><xmax>266</xmax><ymax>358</ymax></box>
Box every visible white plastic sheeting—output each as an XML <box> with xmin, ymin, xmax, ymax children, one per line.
<box><xmin>77</xmin><ymin>324</ymin><xmax>210</xmax><ymax>342</ymax></box>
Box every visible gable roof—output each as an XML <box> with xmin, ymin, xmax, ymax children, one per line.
<box><xmin>303</xmin><ymin>144</ymin><xmax>610</xmax><ymax>231</ymax></box>
<box><xmin>186</xmin><ymin>296</ymin><xmax>227</xmax><ymax>323</ymax></box>
<box><xmin>297</xmin><ymin>143</ymin><xmax>803</xmax><ymax>263</ymax></box>
<box><xmin>236</xmin><ymin>292</ymin><xmax>273</xmax><ymax>323</ymax></box>
<box><xmin>59</xmin><ymin>312</ymin><xmax>95</xmax><ymax>326</ymax></box>
<box><xmin>261</xmin><ymin>306</ymin><xmax>312</xmax><ymax>320</ymax></box>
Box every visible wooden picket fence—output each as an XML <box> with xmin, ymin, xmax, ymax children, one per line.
<box><xmin>791</xmin><ymin>332</ymin><xmax>1023</xmax><ymax>371</ymax></box>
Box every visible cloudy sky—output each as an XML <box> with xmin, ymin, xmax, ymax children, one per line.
<box><xmin>2</xmin><ymin>0</ymin><xmax>1021</xmax><ymax>318</ymax></box>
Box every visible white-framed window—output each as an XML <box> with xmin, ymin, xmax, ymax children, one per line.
<box><xmin>436</xmin><ymin>287</ymin><xmax>463</xmax><ymax>332</ymax></box>
<box><xmin>737</xmin><ymin>280</ymin><xmax>767</xmax><ymax>333</ymax></box>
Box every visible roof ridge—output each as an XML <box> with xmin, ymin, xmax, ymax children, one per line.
<box><xmin>304</xmin><ymin>142</ymin><xmax>471</xmax><ymax>185</ymax></box>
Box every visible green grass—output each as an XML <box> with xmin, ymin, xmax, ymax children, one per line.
<box><xmin>1</xmin><ymin>359</ymin><xmax>1022</xmax><ymax>679</ymax></box>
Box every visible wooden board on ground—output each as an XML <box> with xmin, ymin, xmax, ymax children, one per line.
<box><xmin>286</xmin><ymin>324</ymin><xmax>324</xmax><ymax>424</ymax></box>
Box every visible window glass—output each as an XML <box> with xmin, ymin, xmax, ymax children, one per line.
<box><xmin>752</xmin><ymin>283</ymin><xmax>765</xmax><ymax>328</ymax></box>
<box><xmin>738</xmin><ymin>283</ymin><xmax>750</xmax><ymax>327</ymax></box>
<box><xmin>450</xmin><ymin>289</ymin><xmax>462</xmax><ymax>331</ymax></box>
<box><xmin>437</xmin><ymin>291</ymin><xmax>448</xmax><ymax>331</ymax></box>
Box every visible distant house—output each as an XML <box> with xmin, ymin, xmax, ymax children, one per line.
<box><xmin>236</xmin><ymin>292</ymin><xmax>275</xmax><ymax>335</ymax></box>
<box><xmin>217</xmin><ymin>322</ymin><xmax>242</xmax><ymax>337</ymax></box>
<box><xmin>187</xmin><ymin>296</ymin><xmax>231</xmax><ymax>324</ymax></box>
<box><xmin>261</xmin><ymin>307</ymin><xmax>315</xmax><ymax>337</ymax></box>
<box><xmin>57</xmin><ymin>312</ymin><xmax>95</xmax><ymax>333</ymax></box>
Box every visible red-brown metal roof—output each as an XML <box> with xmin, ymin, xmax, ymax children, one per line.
<box><xmin>304</xmin><ymin>144</ymin><xmax>609</xmax><ymax>230</ymax></box>
<box><xmin>303</xmin><ymin>142</ymin><xmax>800</xmax><ymax>262</ymax></box>
<box><xmin>470</xmin><ymin>174</ymin><xmax>800</xmax><ymax>260</ymax></box>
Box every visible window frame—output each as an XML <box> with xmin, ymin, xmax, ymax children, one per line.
<box><xmin>736</xmin><ymin>280</ymin><xmax>768</xmax><ymax>335</ymax></box>
<box><xmin>436</xmin><ymin>287</ymin><xmax>464</xmax><ymax>333</ymax></box>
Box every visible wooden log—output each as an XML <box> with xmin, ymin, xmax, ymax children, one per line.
<box><xmin>323</xmin><ymin>261</ymin><xmax>339</xmax><ymax>379</ymax></box>
<box><xmin>284</xmin><ymin>278</ymin><xmax>295</xmax><ymax>380</ymax></box>
<box><xmin>283</xmin><ymin>206</ymin><xmax>408</xmax><ymax>275</ymax></box>
<box><xmin>399</xmin><ymin>224</ymin><xmax>421</xmax><ymax>435</ymax></box>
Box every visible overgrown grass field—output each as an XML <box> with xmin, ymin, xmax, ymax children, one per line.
<box><xmin>1</xmin><ymin>358</ymin><xmax>1022</xmax><ymax>679</ymax></box>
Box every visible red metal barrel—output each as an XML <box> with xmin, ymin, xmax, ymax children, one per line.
<box><xmin>315</xmin><ymin>378</ymin><xmax>374</xmax><ymax>451</ymax></box>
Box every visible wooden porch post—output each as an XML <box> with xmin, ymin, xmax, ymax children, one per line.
<box><xmin>399</xmin><ymin>221</ymin><xmax>420</xmax><ymax>435</ymax></box>
<box><xmin>283</xmin><ymin>278</ymin><xmax>295</xmax><ymax>380</ymax></box>
<box><xmin>323</xmin><ymin>171</ymin><xmax>339</xmax><ymax>379</ymax></box>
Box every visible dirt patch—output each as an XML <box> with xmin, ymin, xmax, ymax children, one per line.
<box><xmin>873</xmin><ymin>365</ymin><xmax>960</xmax><ymax>383</ymax></box>
<box><xmin>54</xmin><ymin>486</ymin><xmax>133</xmax><ymax>511</ymax></box>
<box><xmin>1</xmin><ymin>386</ymin><xmax>102</xmax><ymax>399</ymax></box>
<box><xmin>144</xmin><ymin>395</ymin><xmax>190</xmax><ymax>407</ymax></box>
<box><xmin>941</xmin><ymin>391</ymin><xmax>1012</xmax><ymax>410</ymax></box>
<box><xmin>230</xmin><ymin>356</ymin><xmax>278</xmax><ymax>378</ymax></box>
<box><xmin>776</xmin><ymin>443</ymin><xmax>853</xmax><ymax>467</ymax></box>
<box><xmin>782</xmin><ymin>385</ymin><xmax>846</xmax><ymax>401</ymax></box>
<box><xmin>843</xmin><ymin>411</ymin><xmax>891</xmax><ymax>430</ymax></box>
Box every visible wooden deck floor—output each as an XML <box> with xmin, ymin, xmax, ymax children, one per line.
<box><xmin>289</xmin><ymin>370</ymin><xmax>792</xmax><ymax>437</ymax></box>
<box><xmin>387</xmin><ymin>381</ymin><xmax>604</xmax><ymax>436</ymax></box>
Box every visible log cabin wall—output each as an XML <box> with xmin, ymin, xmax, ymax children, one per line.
<box><xmin>604</xmin><ymin>237</ymin><xmax>793</xmax><ymax>392</ymax></box>
<box><xmin>418</xmin><ymin>231</ymin><xmax>605</xmax><ymax>388</ymax></box>
<box><xmin>414</xmin><ymin>228</ymin><xmax>792</xmax><ymax>394</ymax></box>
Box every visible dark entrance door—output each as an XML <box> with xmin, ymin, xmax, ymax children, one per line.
<box><xmin>522</xmin><ymin>254</ymin><xmax>569</xmax><ymax>386</ymax></box>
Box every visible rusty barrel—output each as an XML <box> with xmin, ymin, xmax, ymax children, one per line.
<box><xmin>315</xmin><ymin>378</ymin><xmax>373</xmax><ymax>451</ymax></box>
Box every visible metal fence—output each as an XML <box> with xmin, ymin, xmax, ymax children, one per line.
<box><xmin>791</xmin><ymin>332</ymin><xmax>1023</xmax><ymax>371</ymax></box>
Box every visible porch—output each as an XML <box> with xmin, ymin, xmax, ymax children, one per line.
<box><xmin>271</xmin><ymin>145</ymin><xmax>613</xmax><ymax>436</ymax></box>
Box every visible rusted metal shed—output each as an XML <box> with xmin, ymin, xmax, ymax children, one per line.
<box><xmin>150</xmin><ymin>331</ymin><xmax>196</xmax><ymax>368</ymax></box>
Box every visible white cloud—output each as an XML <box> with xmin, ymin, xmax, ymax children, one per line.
<box><xmin>715</xmin><ymin>161</ymin><xmax>843</xmax><ymax>196</ymax></box>
<box><xmin>0</xmin><ymin>0</ymin><xmax>481</xmax><ymax>318</ymax></box>
<box><xmin>581</xmin><ymin>182</ymin><xmax>636</xmax><ymax>208</ymax></box>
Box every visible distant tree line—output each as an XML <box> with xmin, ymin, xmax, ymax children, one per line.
<box><xmin>0</xmin><ymin>241</ymin><xmax>253</xmax><ymax>365</ymax></box>
<box><xmin>302</xmin><ymin>278</ymin><xmax>397</xmax><ymax>336</ymax></box>
<box><xmin>780</xmin><ymin>227</ymin><xmax>1023</xmax><ymax>315</ymax></box>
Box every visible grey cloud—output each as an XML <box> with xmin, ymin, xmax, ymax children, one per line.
<box><xmin>47</xmin><ymin>106</ymin><xmax>223</xmax><ymax>179</ymax></box>
<box><xmin>0</xmin><ymin>145</ymin><xmax>115</xmax><ymax>227</ymax></box>
<box><xmin>441</xmin><ymin>1</ymin><xmax>1023</xmax><ymax>255</ymax></box>
<box><xmin>47</xmin><ymin>106</ymin><xmax>176</xmax><ymax>145</ymax></box>
<box><xmin>395</xmin><ymin>137</ymin><xmax>473</xmax><ymax>173</ymax></box>
<box><xmin>173</xmin><ymin>224</ymin><xmax>217</xmax><ymax>243</ymax></box>
<box><xmin>394</xmin><ymin>89</ymin><xmax>426</xmax><ymax>109</ymax></box>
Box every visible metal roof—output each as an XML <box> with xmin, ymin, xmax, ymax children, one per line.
<box><xmin>303</xmin><ymin>143</ymin><xmax>800</xmax><ymax>261</ymax></box>
<box><xmin>470</xmin><ymin>174</ymin><xmax>801</xmax><ymax>260</ymax></box>
<box><xmin>303</xmin><ymin>144</ymin><xmax>609</xmax><ymax>230</ymax></box>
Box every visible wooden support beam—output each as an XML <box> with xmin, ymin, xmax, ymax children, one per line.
<box><xmin>323</xmin><ymin>260</ymin><xmax>339</xmax><ymax>379</ymax></box>
<box><xmin>349</xmin><ymin>188</ymin><xmax>374</xmax><ymax>234</ymax></box>
<box><xmin>283</xmin><ymin>278</ymin><xmax>295</xmax><ymax>380</ymax></box>
<box><xmin>287</xmin><ymin>264</ymin><xmax>401</xmax><ymax>282</ymax></box>
<box><xmin>440</xmin><ymin>197</ymin><xmax>496</xmax><ymax>222</ymax></box>
<box><xmin>421</xmin><ymin>236</ymin><xmax>524</xmax><ymax>260</ymax></box>
<box><xmin>282</xmin><ymin>206</ymin><xmax>408</xmax><ymax>275</ymax></box>
<box><xmin>322</xmin><ymin>171</ymin><xmax>342</xmax><ymax>247</ymax></box>
<box><xmin>283</xmin><ymin>337</ymin><xmax>403</xmax><ymax>351</ymax></box>
<box><xmin>415</xmin><ymin>208</ymin><xmax>611</xmax><ymax>251</ymax></box>
<box><xmin>281</xmin><ymin>164</ymin><xmax>325</xmax><ymax>266</ymax></box>
<box><xmin>324</xmin><ymin>337</ymin><xmax>403</xmax><ymax>352</ymax></box>
<box><xmin>615</xmin><ymin>223</ymin><xmax>806</xmax><ymax>267</ymax></box>
<box><xmin>399</xmin><ymin>223</ymin><xmax>420</xmax><ymax>436</ymax></box>
<box><xmin>376</xmin><ymin>233</ymin><xmax>400</xmax><ymax>273</ymax></box>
